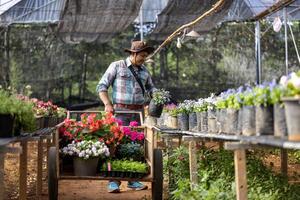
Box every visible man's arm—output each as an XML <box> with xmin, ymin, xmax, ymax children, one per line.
<box><xmin>99</xmin><ymin>92</ymin><xmax>114</xmax><ymax>112</ymax></box>
<box><xmin>96</xmin><ymin>62</ymin><xmax>117</xmax><ymax>112</ymax></box>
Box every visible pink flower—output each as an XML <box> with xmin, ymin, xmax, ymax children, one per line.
<box><xmin>137</xmin><ymin>132</ymin><xmax>145</xmax><ymax>141</ymax></box>
<box><xmin>130</xmin><ymin>131</ymin><xmax>138</xmax><ymax>141</ymax></box>
<box><xmin>116</xmin><ymin>119</ymin><xmax>123</xmax><ymax>126</ymax></box>
<box><xmin>122</xmin><ymin>127</ymin><xmax>131</xmax><ymax>136</ymax></box>
<box><xmin>129</xmin><ymin>121</ymin><xmax>139</xmax><ymax>127</ymax></box>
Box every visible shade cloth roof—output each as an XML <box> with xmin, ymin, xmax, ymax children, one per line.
<box><xmin>1</xmin><ymin>0</ymin><xmax>300</xmax><ymax>43</ymax></box>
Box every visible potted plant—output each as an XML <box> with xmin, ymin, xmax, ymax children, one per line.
<box><xmin>186</xmin><ymin>100</ymin><xmax>197</xmax><ymax>131</ymax></box>
<box><xmin>163</xmin><ymin>103</ymin><xmax>178</xmax><ymax>129</ymax></box>
<box><xmin>148</xmin><ymin>89</ymin><xmax>171</xmax><ymax>118</ymax></box>
<box><xmin>225</xmin><ymin>90</ymin><xmax>243</xmax><ymax>135</ymax></box>
<box><xmin>280</xmin><ymin>71</ymin><xmax>300</xmax><ymax>141</ymax></box>
<box><xmin>177</xmin><ymin>101</ymin><xmax>190</xmax><ymax>131</ymax></box>
<box><xmin>0</xmin><ymin>88</ymin><xmax>36</xmax><ymax>137</ymax></box>
<box><xmin>240</xmin><ymin>87</ymin><xmax>256</xmax><ymax>136</ymax></box>
<box><xmin>61</xmin><ymin>140</ymin><xmax>110</xmax><ymax>176</ymax></box>
<box><xmin>253</xmin><ymin>83</ymin><xmax>274</xmax><ymax>136</ymax></box>
<box><xmin>271</xmin><ymin>80</ymin><xmax>287</xmax><ymax>138</ymax></box>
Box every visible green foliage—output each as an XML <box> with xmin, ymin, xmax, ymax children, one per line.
<box><xmin>152</xmin><ymin>89</ymin><xmax>171</xmax><ymax>105</ymax></box>
<box><xmin>167</xmin><ymin>146</ymin><xmax>300</xmax><ymax>200</ymax></box>
<box><xmin>107</xmin><ymin>159</ymin><xmax>148</xmax><ymax>173</ymax></box>
<box><xmin>0</xmin><ymin>89</ymin><xmax>36</xmax><ymax>131</ymax></box>
<box><xmin>116</xmin><ymin>143</ymin><xmax>144</xmax><ymax>161</ymax></box>
<box><xmin>253</xmin><ymin>86</ymin><xmax>273</xmax><ymax>107</ymax></box>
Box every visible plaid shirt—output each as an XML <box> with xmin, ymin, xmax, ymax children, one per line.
<box><xmin>96</xmin><ymin>57</ymin><xmax>155</xmax><ymax>105</ymax></box>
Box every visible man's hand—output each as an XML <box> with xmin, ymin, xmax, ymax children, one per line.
<box><xmin>105</xmin><ymin>103</ymin><xmax>114</xmax><ymax>113</ymax></box>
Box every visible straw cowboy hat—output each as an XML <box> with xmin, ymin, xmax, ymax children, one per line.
<box><xmin>124</xmin><ymin>40</ymin><xmax>154</xmax><ymax>54</ymax></box>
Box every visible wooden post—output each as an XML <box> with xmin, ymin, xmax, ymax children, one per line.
<box><xmin>36</xmin><ymin>139</ymin><xmax>43</xmax><ymax>199</ymax></box>
<box><xmin>280</xmin><ymin>149</ymin><xmax>288</xmax><ymax>176</ymax></box>
<box><xmin>234</xmin><ymin>149</ymin><xmax>248</xmax><ymax>200</ymax></box>
<box><xmin>19</xmin><ymin>141</ymin><xmax>28</xmax><ymax>200</ymax></box>
<box><xmin>189</xmin><ymin>141</ymin><xmax>198</xmax><ymax>189</ymax></box>
<box><xmin>0</xmin><ymin>152</ymin><xmax>5</xmax><ymax>200</ymax></box>
<box><xmin>165</xmin><ymin>137</ymin><xmax>173</xmax><ymax>190</ymax></box>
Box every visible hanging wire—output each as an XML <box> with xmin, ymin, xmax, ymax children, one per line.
<box><xmin>288</xmin><ymin>22</ymin><xmax>300</xmax><ymax>65</ymax></box>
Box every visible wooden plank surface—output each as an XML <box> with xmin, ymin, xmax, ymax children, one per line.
<box><xmin>234</xmin><ymin>149</ymin><xmax>248</xmax><ymax>200</ymax></box>
<box><xmin>189</xmin><ymin>141</ymin><xmax>198</xmax><ymax>189</ymax></box>
<box><xmin>0</xmin><ymin>153</ymin><xmax>5</xmax><ymax>200</ymax></box>
<box><xmin>281</xmin><ymin>149</ymin><xmax>288</xmax><ymax>176</ymax></box>
<box><xmin>19</xmin><ymin>141</ymin><xmax>28</xmax><ymax>200</ymax></box>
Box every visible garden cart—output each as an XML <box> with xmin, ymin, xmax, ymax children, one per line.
<box><xmin>48</xmin><ymin>110</ymin><xmax>163</xmax><ymax>200</ymax></box>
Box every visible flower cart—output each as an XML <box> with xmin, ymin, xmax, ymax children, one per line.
<box><xmin>47</xmin><ymin>110</ymin><xmax>163</xmax><ymax>200</ymax></box>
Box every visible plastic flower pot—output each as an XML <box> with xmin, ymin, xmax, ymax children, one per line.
<box><xmin>177</xmin><ymin>113</ymin><xmax>189</xmax><ymax>131</ymax></box>
<box><xmin>0</xmin><ymin>114</ymin><xmax>15</xmax><ymax>138</ymax></box>
<box><xmin>255</xmin><ymin>105</ymin><xmax>274</xmax><ymax>136</ymax></box>
<box><xmin>242</xmin><ymin>106</ymin><xmax>256</xmax><ymax>136</ymax></box>
<box><xmin>200</xmin><ymin>112</ymin><xmax>208</xmax><ymax>132</ymax></box>
<box><xmin>162</xmin><ymin>112</ymin><xmax>170</xmax><ymax>126</ymax></box>
<box><xmin>73</xmin><ymin>157</ymin><xmax>99</xmax><ymax>176</ymax></box>
<box><xmin>274</xmin><ymin>104</ymin><xmax>287</xmax><ymax>138</ymax></box>
<box><xmin>189</xmin><ymin>112</ymin><xmax>197</xmax><ymax>131</ymax></box>
<box><xmin>283</xmin><ymin>97</ymin><xmax>300</xmax><ymax>141</ymax></box>
<box><xmin>208</xmin><ymin>110</ymin><xmax>217</xmax><ymax>133</ymax></box>
<box><xmin>196</xmin><ymin>112</ymin><xmax>202</xmax><ymax>131</ymax></box>
<box><xmin>148</xmin><ymin>100</ymin><xmax>163</xmax><ymax>118</ymax></box>
<box><xmin>224</xmin><ymin>109</ymin><xmax>238</xmax><ymax>135</ymax></box>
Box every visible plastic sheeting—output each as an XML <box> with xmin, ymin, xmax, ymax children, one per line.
<box><xmin>0</xmin><ymin>0</ymin><xmax>64</xmax><ymax>25</ymax></box>
<box><xmin>58</xmin><ymin>0</ymin><xmax>142</xmax><ymax>44</ymax></box>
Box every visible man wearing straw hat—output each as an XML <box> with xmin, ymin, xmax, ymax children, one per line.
<box><xmin>96</xmin><ymin>40</ymin><xmax>156</xmax><ymax>193</ymax></box>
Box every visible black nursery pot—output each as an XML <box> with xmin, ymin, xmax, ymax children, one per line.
<box><xmin>0</xmin><ymin>114</ymin><xmax>17</xmax><ymax>138</ymax></box>
<box><xmin>177</xmin><ymin>113</ymin><xmax>189</xmax><ymax>131</ymax></box>
<box><xmin>148</xmin><ymin>100</ymin><xmax>163</xmax><ymax>118</ymax></box>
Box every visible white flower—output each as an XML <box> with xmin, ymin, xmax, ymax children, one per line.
<box><xmin>291</xmin><ymin>77</ymin><xmax>300</xmax><ymax>89</ymax></box>
<box><xmin>279</xmin><ymin>75</ymin><xmax>288</xmax><ymax>86</ymax></box>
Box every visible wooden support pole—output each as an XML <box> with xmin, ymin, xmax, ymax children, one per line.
<box><xmin>19</xmin><ymin>141</ymin><xmax>28</xmax><ymax>200</ymax></box>
<box><xmin>0</xmin><ymin>153</ymin><xmax>5</xmax><ymax>200</ymax></box>
<box><xmin>189</xmin><ymin>141</ymin><xmax>198</xmax><ymax>189</ymax></box>
<box><xmin>165</xmin><ymin>137</ymin><xmax>173</xmax><ymax>190</ymax></box>
<box><xmin>234</xmin><ymin>149</ymin><xmax>248</xmax><ymax>200</ymax></box>
<box><xmin>280</xmin><ymin>149</ymin><xmax>288</xmax><ymax>176</ymax></box>
<box><xmin>36</xmin><ymin>139</ymin><xmax>43</xmax><ymax>199</ymax></box>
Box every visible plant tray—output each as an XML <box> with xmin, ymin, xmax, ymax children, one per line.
<box><xmin>99</xmin><ymin>171</ymin><xmax>148</xmax><ymax>179</ymax></box>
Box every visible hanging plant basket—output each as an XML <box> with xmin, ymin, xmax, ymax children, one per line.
<box><xmin>148</xmin><ymin>100</ymin><xmax>164</xmax><ymax>118</ymax></box>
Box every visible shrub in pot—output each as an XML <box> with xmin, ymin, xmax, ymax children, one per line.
<box><xmin>148</xmin><ymin>89</ymin><xmax>171</xmax><ymax>118</ymax></box>
<box><xmin>0</xmin><ymin>89</ymin><xmax>36</xmax><ymax>137</ymax></box>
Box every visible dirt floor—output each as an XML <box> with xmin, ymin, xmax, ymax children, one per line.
<box><xmin>3</xmin><ymin>140</ymin><xmax>300</xmax><ymax>200</ymax></box>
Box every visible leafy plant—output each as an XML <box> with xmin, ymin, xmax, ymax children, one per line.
<box><xmin>152</xmin><ymin>89</ymin><xmax>171</xmax><ymax>105</ymax></box>
<box><xmin>279</xmin><ymin>71</ymin><xmax>300</xmax><ymax>97</ymax></box>
<box><xmin>108</xmin><ymin>159</ymin><xmax>148</xmax><ymax>173</ymax></box>
<box><xmin>116</xmin><ymin>142</ymin><xmax>144</xmax><ymax>161</ymax></box>
<box><xmin>0</xmin><ymin>88</ymin><xmax>36</xmax><ymax>132</ymax></box>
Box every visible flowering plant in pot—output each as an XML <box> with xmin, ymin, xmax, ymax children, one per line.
<box><xmin>279</xmin><ymin>71</ymin><xmax>300</xmax><ymax>141</ymax></box>
<box><xmin>59</xmin><ymin>112</ymin><xmax>124</xmax><ymax>156</ymax></box>
<box><xmin>148</xmin><ymin>89</ymin><xmax>171</xmax><ymax>118</ymax></box>
<box><xmin>253</xmin><ymin>82</ymin><xmax>275</xmax><ymax>136</ymax></box>
<box><xmin>61</xmin><ymin>140</ymin><xmax>110</xmax><ymax>176</ymax></box>
<box><xmin>0</xmin><ymin>88</ymin><xmax>36</xmax><ymax>137</ymax></box>
<box><xmin>163</xmin><ymin>103</ymin><xmax>178</xmax><ymax>128</ymax></box>
<box><xmin>176</xmin><ymin>100</ymin><xmax>194</xmax><ymax>131</ymax></box>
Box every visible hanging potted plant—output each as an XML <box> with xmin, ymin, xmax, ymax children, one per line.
<box><xmin>280</xmin><ymin>71</ymin><xmax>300</xmax><ymax>141</ymax></box>
<box><xmin>61</xmin><ymin>140</ymin><xmax>110</xmax><ymax>176</ymax></box>
<box><xmin>0</xmin><ymin>88</ymin><xmax>36</xmax><ymax>138</ymax></box>
<box><xmin>176</xmin><ymin>101</ymin><xmax>190</xmax><ymax>131</ymax></box>
<box><xmin>148</xmin><ymin>89</ymin><xmax>171</xmax><ymax>118</ymax></box>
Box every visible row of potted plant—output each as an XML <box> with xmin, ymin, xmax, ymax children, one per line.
<box><xmin>0</xmin><ymin>88</ymin><xmax>36</xmax><ymax>137</ymax></box>
<box><xmin>159</xmin><ymin>71</ymin><xmax>300</xmax><ymax>141</ymax></box>
<box><xmin>59</xmin><ymin>112</ymin><xmax>148</xmax><ymax>177</ymax></box>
